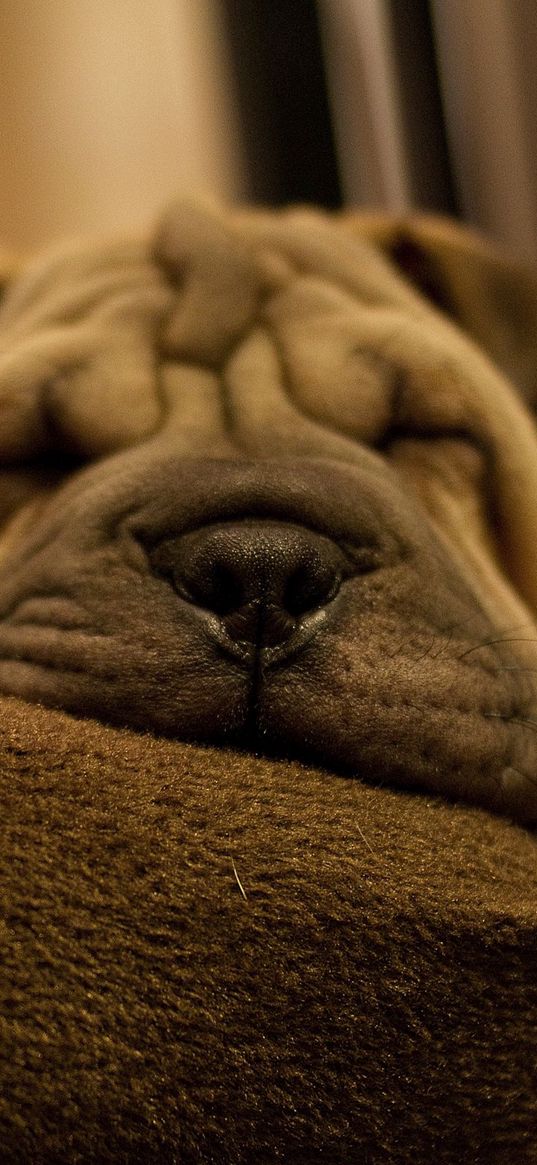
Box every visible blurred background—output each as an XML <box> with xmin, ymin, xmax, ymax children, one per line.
<box><xmin>1</xmin><ymin>0</ymin><xmax>536</xmax><ymax>258</ymax></box>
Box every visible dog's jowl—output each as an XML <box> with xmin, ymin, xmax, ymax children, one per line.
<box><xmin>0</xmin><ymin>200</ymin><xmax>536</xmax><ymax>823</ymax></box>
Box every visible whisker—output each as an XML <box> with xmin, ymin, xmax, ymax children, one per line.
<box><xmin>386</xmin><ymin>635</ymin><xmax>424</xmax><ymax>662</ymax></box>
<box><xmin>444</xmin><ymin>616</ymin><xmax>537</xmax><ymax>661</ymax></box>
<box><xmin>409</xmin><ymin>635</ymin><xmax>440</xmax><ymax>663</ymax></box>
<box><xmin>385</xmin><ymin>633</ymin><xmax>444</xmax><ymax>667</ymax></box>
<box><xmin>493</xmin><ymin>666</ymin><xmax>537</xmax><ymax>674</ymax></box>
<box><xmin>428</xmin><ymin>607</ymin><xmax>498</xmax><ymax>656</ymax></box>
<box><xmin>457</xmin><ymin>637</ymin><xmax>537</xmax><ymax>660</ymax></box>
<box><xmin>484</xmin><ymin>712</ymin><xmax>537</xmax><ymax>734</ymax></box>
<box><xmin>356</xmin><ymin>819</ymin><xmax>379</xmax><ymax>857</ymax></box>
<box><xmin>386</xmin><ymin>640</ymin><xmax>405</xmax><ymax>661</ymax></box>
<box><xmin>395</xmin><ymin>616</ymin><xmax>537</xmax><ymax>667</ymax></box>
<box><xmin>448</xmin><ymin>615</ymin><xmax>533</xmax><ymax>640</ymax></box>
<box><xmin>430</xmin><ymin>627</ymin><xmax>454</xmax><ymax>659</ymax></box>
<box><xmin>503</xmin><ymin>764</ymin><xmax>537</xmax><ymax>793</ymax></box>
<box><xmin>385</xmin><ymin>602</ymin><xmax>489</xmax><ymax>662</ymax></box>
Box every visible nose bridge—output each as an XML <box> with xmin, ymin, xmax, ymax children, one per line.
<box><xmin>124</xmin><ymin>452</ymin><xmax>399</xmax><ymax>557</ymax></box>
<box><xmin>197</xmin><ymin>523</ymin><xmax>326</xmax><ymax>606</ymax></box>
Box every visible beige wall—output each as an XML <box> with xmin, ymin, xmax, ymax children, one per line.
<box><xmin>0</xmin><ymin>0</ymin><xmax>247</xmax><ymax>251</ymax></box>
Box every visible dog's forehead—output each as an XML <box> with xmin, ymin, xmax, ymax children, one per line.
<box><xmin>154</xmin><ymin>199</ymin><xmax>443</xmax><ymax>448</ymax></box>
<box><xmin>0</xmin><ymin>197</ymin><xmax>514</xmax><ymax>462</ymax></box>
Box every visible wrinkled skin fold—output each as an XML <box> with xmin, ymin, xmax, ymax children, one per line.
<box><xmin>0</xmin><ymin>442</ymin><xmax>536</xmax><ymax>824</ymax></box>
<box><xmin>0</xmin><ymin>200</ymin><xmax>536</xmax><ymax>823</ymax></box>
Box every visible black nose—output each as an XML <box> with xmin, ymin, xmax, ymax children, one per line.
<box><xmin>153</xmin><ymin>521</ymin><xmax>351</xmax><ymax>649</ymax></box>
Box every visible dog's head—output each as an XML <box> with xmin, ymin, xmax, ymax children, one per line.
<box><xmin>1</xmin><ymin>201</ymin><xmax>537</xmax><ymax>822</ymax></box>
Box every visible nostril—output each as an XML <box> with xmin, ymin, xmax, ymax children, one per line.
<box><xmin>284</xmin><ymin>562</ymin><xmax>340</xmax><ymax>617</ymax></box>
<box><xmin>182</xmin><ymin>562</ymin><xmax>244</xmax><ymax>617</ymax></box>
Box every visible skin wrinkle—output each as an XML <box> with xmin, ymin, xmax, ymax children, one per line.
<box><xmin>223</xmin><ymin>323</ymin><xmax>403</xmax><ymax>472</ymax></box>
<box><xmin>224</xmin><ymin>328</ymin><xmax>357</xmax><ymax>461</ymax></box>
<box><xmin>220</xmin><ymin>332</ymin><xmax>270</xmax><ymax>452</ymax></box>
<box><xmin>266</xmin><ymin>321</ymin><xmax>391</xmax><ymax>450</ymax></box>
<box><xmin>0</xmin><ymin>655</ymin><xmax>121</xmax><ymax>681</ymax></box>
<box><xmin>205</xmin><ymin>255</ymin><xmax>296</xmax><ymax>441</ymax></box>
<box><xmin>0</xmin><ymin>247</ymin><xmax>173</xmax><ymax>459</ymax></box>
<box><xmin>157</xmin><ymin>364</ymin><xmax>234</xmax><ymax>455</ymax></box>
<box><xmin>266</xmin><ymin>287</ymin><xmax>404</xmax><ymax>447</ymax></box>
<box><xmin>231</xmin><ymin>208</ymin><xmax>433</xmax><ymax>316</ymax></box>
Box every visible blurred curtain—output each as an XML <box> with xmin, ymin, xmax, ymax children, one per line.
<box><xmin>221</xmin><ymin>0</ymin><xmax>342</xmax><ymax>208</ymax></box>
<box><xmin>317</xmin><ymin>0</ymin><xmax>455</xmax><ymax>214</ymax></box>
<box><xmin>224</xmin><ymin>0</ymin><xmax>537</xmax><ymax>260</ymax></box>
<box><xmin>429</xmin><ymin>0</ymin><xmax>537</xmax><ymax>259</ymax></box>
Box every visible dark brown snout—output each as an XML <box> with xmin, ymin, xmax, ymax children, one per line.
<box><xmin>150</xmin><ymin>520</ymin><xmax>354</xmax><ymax>654</ymax></box>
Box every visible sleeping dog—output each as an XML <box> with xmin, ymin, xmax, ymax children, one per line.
<box><xmin>0</xmin><ymin>200</ymin><xmax>536</xmax><ymax>823</ymax></box>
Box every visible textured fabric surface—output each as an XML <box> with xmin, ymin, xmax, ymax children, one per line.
<box><xmin>1</xmin><ymin>695</ymin><xmax>536</xmax><ymax>1165</ymax></box>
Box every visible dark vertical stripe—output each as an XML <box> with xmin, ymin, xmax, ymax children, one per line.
<box><xmin>387</xmin><ymin>0</ymin><xmax>459</xmax><ymax>213</ymax></box>
<box><xmin>221</xmin><ymin>0</ymin><xmax>342</xmax><ymax>207</ymax></box>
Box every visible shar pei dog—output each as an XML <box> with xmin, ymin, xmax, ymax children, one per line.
<box><xmin>2</xmin><ymin>202</ymin><xmax>537</xmax><ymax>1164</ymax></box>
<box><xmin>0</xmin><ymin>199</ymin><xmax>537</xmax><ymax>823</ymax></box>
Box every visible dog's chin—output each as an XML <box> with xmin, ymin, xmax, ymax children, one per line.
<box><xmin>0</xmin><ymin>569</ymin><xmax>535</xmax><ymax>824</ymax></box>
<box><xmin>0</xmin><ymin>639</ymin><xmax>533</xmax><ymax>823</ymax></box>
<box><xmin>0</xmin><ymin>450</ymin><xmax>536</xmax><ymax>824</ymax></box>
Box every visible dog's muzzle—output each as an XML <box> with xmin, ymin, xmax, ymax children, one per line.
<box><xmin>0</xmin><ymin>451</ymin><xmax>536</xmax><ymax>822</ymax></box>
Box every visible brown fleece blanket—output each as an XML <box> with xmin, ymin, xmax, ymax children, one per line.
<box><xmin>2</xmin><ymin>695</ymin><xmax>536</xmax><ymax>1165</ymax></box>
<box><xmin>1</xmin><ymin>201</ymin><xmax>537</xmax><ymax>1162</ymax></box>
